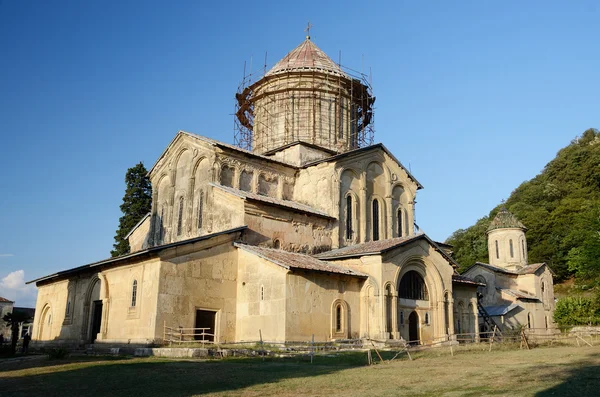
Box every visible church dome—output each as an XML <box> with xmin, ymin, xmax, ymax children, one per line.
<box><xmin>487</xmin><ymin>207</ymin><xmax>526</xmax><ymax>232</ymax></box>
<box><xmin>265</xmin><ymin>38</ymin><xmax>348</xmax><ymax>78</ymax></box>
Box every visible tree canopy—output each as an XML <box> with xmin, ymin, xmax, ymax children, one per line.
<box><xmin>111</xmin><ymin>162</ymin><xmax>152</xmax><ymax>257</ymax></box>
<box><xmin>447</xmin><ymin>128</ymin><xmax>600</xmax><ymax>284</ymax></box>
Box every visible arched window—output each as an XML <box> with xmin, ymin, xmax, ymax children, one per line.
<box><xmin>346</xmin><ymin>195</ymin><xmax>353</xmax><ymax>240</ymax></box>
<box><xmin>527</xmin><ymin>312</ymin><xmax>532</xmax><ymax>329</ymax></box>
<box><xmin>332</xmin><ymin>300</ymin><xmax>348</xmax><ymax>337</ymax></box>
<box><xmin>400</xmin><ymin>311</ymin><xmax>405</xmax><ymax>325</ymax></box>
<box><xmin>399</xmin><ymin>271</ymin><xmax>429</xmax><ymax>300</ymax></box>
<box><xmin>336</xmin><ymin>304</ymin><xmax>342</xmax><ymax>332</ymax></box>
<box><xmin>541</xmin><ymin>282</ymin><xmax>545</xmax><ymax>293</ymax></box>
<box><xmin>158</xmin><ymin>206</ymin><xmax>165</xmax><ymax>242</ymax></box>
<box><xmin>509</xmin><ymin>239</ymin><xmax>514</xmax><ymax>258</ymax></box>
<box><xmin>177</xmin><ymin>197</ymin><xmax>184</xmax><ymax>236</ymax></box>
<box><xmin>131</xmin><ymin>280</ymin><xmax>138</xmax><ymax>307</ymax></box>
<box><xmin>425</xmin><ymin>312</ymin><xmax>429</xmax><ymax>325</ymax></box>
<box><xmin>372</xmin><ymin>199</ymin><xmax>380</xmax><ymax>241</ymax></box>
<box><xmin>260</xmin><ymin>285</ymin><xmax>265</xmax><ymax>301</ymax></box>
<box><xmin>197</xmin><ymin>190</ymin><xmax>204</xmax><ymax>229</ymax></box>
<box><xmin>273</xmin><ymin>239</ymin><xmax>281</xmax><ymax>249</ymax></box>
<box><xmin>495</xmin><ymin>240</ymin><xmax>499</xmax><ymax>259</ymax></box>
<box><xmin>522</xmin><ymin>240</ymin><xmax>526</xmax><ymax>258</ymax></box>
<box><xmin>397</xmin><ymin>208</ymin><xmax>403</xmax><ymax>237</ymax></box>
<box><xmin>474</xmin><ymin>275</ymin><xmax>488</xmax><ymax>297</ymax></box>
<box><xmin>66</xmin><ymin>300</ymin><xmax>71</xmax><ymax>316</ymax></box>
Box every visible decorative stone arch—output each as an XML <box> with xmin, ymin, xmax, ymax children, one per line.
<box><xmin>37</xmin><ymin>302</ymin><xmax>53</xmax><ymax>340</ymax></box>
<box><xmin>383</xmin><ymin>281</ymin><xmax>396</xmax><ymax>334</ymax></box>
<box><xmin>81</xmin><ymin>274</ymin><xmax>109</xmax><ymax>342</ymax></box>
<box><xmin>172</xmin><ymin>147</ymin><xmax>191</xmax><ymax>173</ymax></box>
<box><xmin>239</xmin><ymin>167</ymin><xmax>255</xmax><ymax>192</ymax></box>
<box><xmin>467</xmin><ymin>302</ymin><xmax>475</xmax><ymax>336</ymax></box>
<box><xmin>395</xmin><ymin>258</ymin><xmax>444</xmax><ymax>305</ymax></box>
<box><xmin>219</xmin><ymin>162</ymin><xmax>235</xmax><ymax>188</ymax></box>
<box><xmin>360</xmin><ymin>280</ymin><xmax>378</xmax><ymax>339</ymax></box>
<box><xmin>456</xmin><ymin>300</ymin><xmax>465</xmax><ymax>334</ymax></box>
<box><xmin>363</xmin><ymin>159</ymin><xmax>390</xmax><ymax>181</ymax></box>
<box><xmin>191</xmin><ymin>155</ymin><xmax>209</xmax><ymax>177</ymax></box>
<box><xmin>257</xmin><ymin>171</ymin><xmax>278</xmax><ymax>197</ymax></box>
<box><xmin>337</xmin><ymin>166</ymin><xmax>361</xmax><ymax>181</ymax></box>
<box><xmin>152</xmin><ymin>173</ymin><xmax>172</xmax><ymax>243</ymax></box>
<box><xmin>443</xmin><ymin>290</ymin><xmax>452</xmax><ymax>335</ymax></box>
<box><xmin>395</xmin><ymin>257</ymin><xmax>446</xmax><ymax>338</ymax></box>
<box><xmin>331</xmin><ymin>299</ymin><xmax>350</xmax><ymax>339</ymax></box>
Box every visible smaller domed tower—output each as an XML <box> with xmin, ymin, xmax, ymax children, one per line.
<box><xmin>487</xmin><ymin>207</ymin><xmax>528</xmax><ymax>270</ymax></box>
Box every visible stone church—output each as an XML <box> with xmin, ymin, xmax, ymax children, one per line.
<box><xmin>28</xmin><ymin>37</ymin><xmax>552</xmax><ymax>347</ymax></box>
<box><xmin>463</xmin><ymin>208</ymin><xmax>556</xmax><ymax>333</ymax></box>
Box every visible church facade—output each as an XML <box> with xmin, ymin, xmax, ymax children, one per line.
<box><xmin>28</xmin><ymin>37</ymin><xmax>543</xmax><ymax>347</ymax></box>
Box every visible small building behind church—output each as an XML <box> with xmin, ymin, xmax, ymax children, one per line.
<box><xmin>27</xmin><ymin>36</ymin><xmax>549</xmax><ymax>348</ymax></box>
<box><xmin>462</xmin><ymin>208</ymin><xmax>556</xmax><ymax>333</ymax></box>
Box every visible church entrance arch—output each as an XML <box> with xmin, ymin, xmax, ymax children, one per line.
<box><xmin>85</xmin><ymin>278</ymin><xmax>102</xmax><ymax>343</ymax></box>
<box><xmin>38</xmin><ymin>305</ymin><xmax>52</xmax><ymax>341</ymax></box>
<box><xmin>408</xmin><ymin>311</ymin><xmax>419</xmax><ymax>344</ymax></box>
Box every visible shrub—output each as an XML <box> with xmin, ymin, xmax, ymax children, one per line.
<box><xmin>47</xmin><ymin>348</ymin><xmax>70</xmax><ymax>360</ymax></box>
<box><xmin>554</xmin><ymin>296</ymin><xmax>600</xmax><ymax>326</ymax></box>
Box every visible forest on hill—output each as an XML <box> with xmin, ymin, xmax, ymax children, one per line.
<box><xmin>446</xmin><ymin>128</ymin><xmax>600</xmax><ymax>286</ymax></box>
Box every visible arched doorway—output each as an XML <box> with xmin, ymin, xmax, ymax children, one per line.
<box><xmin>88</xmin><ymin>279</ymin><xmax>102</xmax><ymax>343</ymax></box>
<box><xmin>409</xmin><ymin>311</ymin><xmax>419</xmax><ymax>343</ymax></box>
<box><xmin>38</xmin><ymin>305</ymin><xmax>52</xmax><ymax>340</ymax></box>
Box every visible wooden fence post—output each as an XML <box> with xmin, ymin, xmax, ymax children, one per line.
<box><xmin>311</xmin><ymin>334</ymin><xmax>314</xmax><ymax>364</ymax></box>
<box><xmin>489</xmin><ymin>326</ymin><xmax>496</xmax><ymax>352</ymax></box>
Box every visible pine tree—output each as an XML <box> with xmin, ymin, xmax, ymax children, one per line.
<box><xmin>111</xmin><ymin>162</ymin><xmax>152</xmax><ymax>257</ymax></box>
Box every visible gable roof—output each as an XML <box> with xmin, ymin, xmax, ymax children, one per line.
<box><xmin>484</xmin><ymin>303</ymin><xmax>520</xmax><ymax>317</ymax></box>
<box><xmin>124</xmin><ymin>212</ymin><xmax>151</xmax><ymax>240</ymax></box>
<box><xmin>149</xmin><ymin>131</ymin><xmax>298</xmax><ymax>176</ymax></box>
<box><xmin>302</xmin><ymin>143</ymin><xmax>423</xmax><ymax>190</ymax></box>
<box><xmin>27</xmin><ymin>226</ymin><xmax>248</xmax><ymax>285</ymax></box>
<box><xmin>0</xmin><ymin>296</ymin><xmax>14</xmax><ymax>303</ymax></box>
<box><xmin>314</xmin><ymin>233</ymin><xmax>458</xmax><ymax>268</ymax></box>
<box><xmin>497</xmin><ymin>287</ymin><xmax>539</xmax><ymax>301</ymax></box>
<box><xmin>235</xmin><ymin>243</ymin><xmax>367</xmax><ymax>278</ymax></box>
<box><xmin>452</xmin><ymin>274</ymin><xmax>484</xmax><ymax>287</ymax></box>
<box><xmin>465</xmin><ymin>262</ymin><xmax>552</xmax><ymax>276</ymax></box>
<box><xmin>211</xmin><ymin>183</ymin><xmax>334</xmax><ymax>219</ymax></box>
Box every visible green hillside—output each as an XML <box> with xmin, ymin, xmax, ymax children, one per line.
<box><xmin>446</xmin><ymin>128</ymin><xmax>600</xmax><ymax>285</ymax></box>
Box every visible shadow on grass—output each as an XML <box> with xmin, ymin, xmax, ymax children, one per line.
<box><xmin>0</xmin><ymin>352</ymin><xmax>376</xmax><ymax>397</ymax></box>
<box><xmin>536</xmin><ymin>355</ymin><xmax>600</xmax><ymax>397</ymax></box>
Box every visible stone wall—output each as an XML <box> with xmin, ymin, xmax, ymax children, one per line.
<box><xmin>235</xmin><ymin>249</ymin><xmax>287</xmax><ymax>342</ymax></box>
<box><xmin>155</xmin><ymin>238</ymin><xmax>239</xmax><ymax>343</ymax></box>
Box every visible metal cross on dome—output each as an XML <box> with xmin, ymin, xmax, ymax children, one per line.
<box><xmin>305</xmin><ymin>22</ymin><xmax>313</xmax><ymax>40</ymax></box>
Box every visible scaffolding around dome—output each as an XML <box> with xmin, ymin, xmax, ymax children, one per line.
<box><xmin>234</xmin><ymin>42</ymin><xmax>375</xmax><ymax>155</ymax></box>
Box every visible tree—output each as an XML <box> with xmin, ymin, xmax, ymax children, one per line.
<box><xmin>2</xmin><ymin>311</ymin><xmax>31</xmax><ymax>354</ymax></box>
<box><xmin>111</xmin><ymin>162</ymin><xmax>152</xmax><ymax>257</ymax></box>
<box><xmin>446</xmin><ymin>128</ymin><xmax>600</xmax><ymax>283</ymax></box>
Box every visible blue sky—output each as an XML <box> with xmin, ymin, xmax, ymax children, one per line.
<box><xmin>1</xmin><ymin>1</ymin><xmax>598</xmax><ymax>307</ymax></box>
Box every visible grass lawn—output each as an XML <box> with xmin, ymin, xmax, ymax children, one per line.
<box><xmin>1</xmin><ymin>344</ymin><xmax>599</xmax><ymax>396</ymax></box>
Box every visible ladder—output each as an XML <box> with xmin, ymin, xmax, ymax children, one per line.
<box><xmin>477</xmin><ymin>299</ymin><xmax>503</xmax><ymax>340</ymax></box>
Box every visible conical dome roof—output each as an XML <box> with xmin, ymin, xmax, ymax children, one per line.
<box><xmin>487</xmin><ymin>207</ymin><xmax>526</xmax><ymax>232</ymax></box>
<box><xmin>266</xmin><ymin>39</ymin><xmax>348</xmax><ymax>78</ymax></box>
